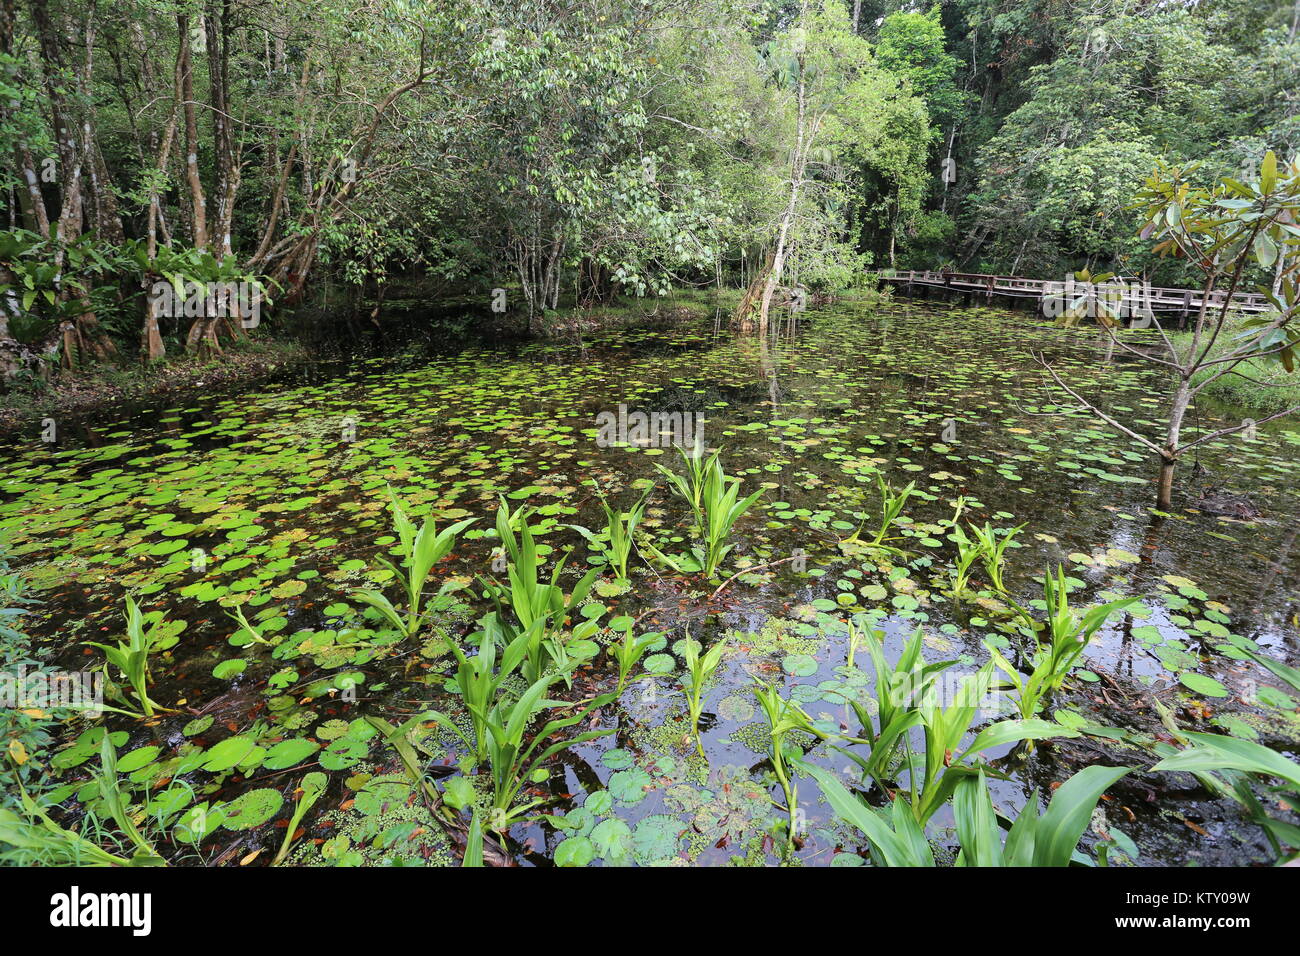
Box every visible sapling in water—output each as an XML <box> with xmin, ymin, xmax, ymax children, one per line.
<box><xmin>483</xmin><ymin>495</ymin><xmax>600</xmax><ymax>684</ymax></box>
<box><xmin>274</xmin><ymin>772</ymin><xmax>328</xmax><ymax>866</ymax></box>
<box><xmin>949</xmin><ymin>525</ymin><xmax>984</xmax><ymax>596</ymax></box>
<box><xmin>654</xmin><ymin>443</ymin><xmax>717</xmax><ymax>535</ymax></box>
<box><xmin>611</xmin><ymin>619</ymin><xmax>662</xmax><ymax>693</ymax></box>
<box><xmin>569</xmin><ymin>480</ymin><xmax>653</xmax><ymax>580</ymax></box>
<box><xmin>697</xmin><ymin>454</ymin><xmax>765</xmax><ymax>576</ymax></box>
<box><xmin>753</xmin><ymin>680</ymin><xmax>839</xmax><ymax>848</ymax></box>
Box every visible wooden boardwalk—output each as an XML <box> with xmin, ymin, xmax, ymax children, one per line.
<box><xmin>876</xmin><ymin>270</ymin><xmax>1272</xmax><ymax>322</ymax></box>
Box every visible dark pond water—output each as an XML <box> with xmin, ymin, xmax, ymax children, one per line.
<box><xmin>3</xmin><ymin>298</ymin><xmax>1297</xmax><ymax>866</ymax></box>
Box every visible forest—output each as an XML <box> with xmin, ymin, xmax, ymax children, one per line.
<box><xmin>2</xmin><ymin>0</ymin><xmax>1295</xmax><ymax>365</ymax></box>
<box><xmin>1</xmin><ymin>0</ymin><xmax>1300</xmax><ymax>892</ymax></box>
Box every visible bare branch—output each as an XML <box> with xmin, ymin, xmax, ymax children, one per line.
<box><xmin>1032</xmin><ymin>352</ymin><xmax>1166</xmax><ymax>456</ymax></box>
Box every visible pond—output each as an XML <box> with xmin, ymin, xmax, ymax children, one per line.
<box><xmin>3</xmin><ymin>297</ymin><xmax>1298</xmax><ymax>866</ymax></box>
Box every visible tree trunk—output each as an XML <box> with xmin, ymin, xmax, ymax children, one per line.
<box><xmin>178</xmin><ymin>14</ymin><xmax>208</xmax><ymax>250</ymax></box>
<box><xmin>1157</xmin><ymin>380</ymin><xmax>1192</xmax><ymax>509</ymax></box>
<box><xmin>141</xmin><ymin>281</ymin><xmax>166</xmax><ymax>360</ymax></box>
<box><xmin>749</xmin><ymin>33</ymin><xmax>810</xmax><ymax>335</ymax></box>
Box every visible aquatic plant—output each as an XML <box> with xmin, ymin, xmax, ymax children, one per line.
<box><xmin>569</xmin><ymin>481</ymin><xmax>653</xmax><ymax>580</ymax></box>
<box><xmin>485</xmin><ymin>496</ymin><xmax>600</xmax><ymax>684</ymax></box>
<box><xmin>681</xmin><ymin>633</ymin><xmax>728</xmax><ymax>756</ymax></box>
<box><xmin>463</xmin><ymin>809</ymin><xmax>485</xmax><ymax>868</ymax></box>
<box><xmin>753</xmin><ymin>680</ymin><xmax>835</xmax><ymax>848</ymax></box>
<box><xmin>442</xmin><ymin>617</ymin><xmax>534</xmax><ymax>762</ymax></box>
<box><xmin>697</xmin><ymin>455</ymin><xmax>765</xmax><ymax>576</ymax></box>
<box><xmin>654</xmin><ymin>443</ymin><xmax>716</xmax><ymax>535</ymax></box>
<box><xmin>352</xmin><ymin>489</ymin><xmax>475</xmax><ymax>637</ymax></box>
<box><xmin>752</xmin><ymin>682</ymin><xmax>803</xmax><ymax>848</ymax></box>
<box><xmin>990</xmin><ymin>568</ymin><xmax>1139</xmax><ymax>719</ymax></box>
<box><xmin>804</xmin><ymin>759</ymin><xmax>1129</xmax><ymax>867</ymax></box>
<box><xmin>1152</xmin><ymin>708</ymin><xmax>1300</xmax><ymax>862</ymax></box>
<box><xmin>953</xmin><ymin>766</ymin><xmax>1132</xmax><ymax>867</ymax></box>
<box><xmin>949</xmin><ymin>525</ymin><xmax>984</xmax><ymax>596</ymax></box>
<box><xmin>274</xmin><ymin>772</ymin><xmax>328</xmax><ymax>866</ymax></box>
<box><xmin>0</xmin><ymin>790</ymin><xmax>149</xmax><ymax>867</ymax></box>
<box><xmin>909</xmin><ymin>667</ymin><xmax>1068</xmax><ymax>824</ymax></box>
<box><xmin>798</xmin><ymin>758</ymin><xmax>935</xmax><ymax>866</ymax></box>
<box><xmin>843</xmin><ymin>475</ymin><xmax>915</xmax><ymax>556</ymax></box>
<box><xmin>434</xmin><ymin>676</ymin><xmax>616</xmax><ymax>827</ymax></box>
<box><xmin>91</xmin><ymin>738</ymin><xmax>165</xmax><ymax>862</ymax></box>
<box><xmin>611</xmin><ymin>620</ymin><xmax>662</xmax><ymax>694</ymax></box>
<box><xmin>226</xmin><ymin>605</ymin><xmax>275</xmax><ymax>646</ymax></box>
<box><xmin>966</xmin><ymin>521</ymin><xmax>1022</xmax><ymax>594</ymax></box>
<box><xmin>838</xmin><ymin>624</ymin><xmax>953</xmax><ymax>784</ymax></box>
<box><xmin>0</xmin><ymin>741</ymin><xmax>165</xmax><ymax>867</ymax></box>
<box><xmin>86</xmin><ymin>597</ymin><xmax>170</xmax><ymax>718</ymax></box>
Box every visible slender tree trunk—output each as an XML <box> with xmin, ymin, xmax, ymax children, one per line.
<box><xmin>755</xmin><ymin>48</ymin><xmax>809</xmax><ymax>334</ymax></box>
<box><xmin>179</xmin><ymin>14</ymin><xmax>208</xmax><ymax>251</ymax></box>
<box><xmin>1157</xmin><ymin>380</ymin><xmax>1192</xmax><ymax>509</ymax></box>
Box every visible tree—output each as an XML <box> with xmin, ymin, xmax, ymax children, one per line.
<box><xmin>735</xmin><ymin>0</ymin><xmax>910</xmax><ymax>332</ymax></box>
<box><xmin>1036</xmin><ymin>153</ymin><xmax>1300</xmax><ymax>510</ymax></box>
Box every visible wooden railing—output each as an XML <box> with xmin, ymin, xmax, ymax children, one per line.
<box><xmin>875</xmin><ymin>270</ymin><xmax>1272</xmax><ymax>315</ymax></box>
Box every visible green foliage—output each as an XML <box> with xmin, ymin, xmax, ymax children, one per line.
<box><xmin>427</xmin><ymin>674</ymin><xmax>616</xmax><ymax>826</ymax></box>
<box><xmin>352</xmin><ymin>488</ymin><xmax>474</xmax><ymax>637</ymax></box>
<box><xmin>610</xmin><ymin>620</ymin><xmax>662</xmax><ymax>694</ymax></box>
<box><xmin>85</xmin><ymin>597</ymin><xmax>170</xmax><ymax>718</ymax></box>
<box><xmin>1152</xmin><ymin>720</ymin><xmax>1300</xmax><ymax>860</ymax></box>
<box><xmin>274</xmin><ymin>772</ymin><xmax>328</xmax><ymax>866</ymax></box>
<box><xmin>482</xmin><ymin>496</ymin><xmax>600</xmax><ymax>685</ymax></box>
<box><xmin>569</xmin><ymin>481</ymin><xmax>652</xmax><ymax>580</ymax></box>
<box><xmin>966</xmin><ymin>522</ymin><xmax>1022</xmax><ymax>595</ymax></box>
<box><xmin>990</xmin><ymin>567</ymin><xmax>1140</xmax><ymax>718</ymax></box>
<box><xmin>838</xmin><ymin>623</ymin><xmax>952</xmax><ymax>783</ymax></box>
<box><xmin>845</xmin><ymin>475</ymin><xmax>915</xmax><ymax>555</ymax></box>
<box><xmin>681</xmin><ymin>633</ymin><xmax>728</xmax><ymax>756</ymax></box>
<box><xmin>952</xmin><ymin>766</ymin><xmax>1131</xmax><ymax>867</ymax></box>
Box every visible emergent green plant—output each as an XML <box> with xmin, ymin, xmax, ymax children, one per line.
<box><xmin>843</xmin><ymin>475</ymin><xmax>915</xmax><ymax>555</ymax></box>
<box><xmin>838</xmin><ymin>624</ymin><xmax>954</xmax><ymax>784</ymax></box>
<box><xmin>949</xmin><ymin>525</ymin><xmax>984</xmax><ymax>596</ymax></box>
<box><xmin>798</xmin><ymin>759</ymin><xmax>935</xmax><ymax>866</ymax></box>
<box><xmin>570</xmin><ymin>481</ymin><xmax>653</xmax><ymax>580</ymax></box>
<box><xmin>0</xmin><ymin>744</ymin><xmax>165</xmax><ymax>866</ymax></box>
<box><xmin>753</xmin><ymin>680</ymin><xmax>835</xmax><ymax>847</ymax></box>
<box><xmin>92</xmin><ymin>738</ymin><xmax>164</xmax><ymax>862</ymax></box>
<box><xmin>274</xmin><ymin>772</ymin><xmax>328</xmax><ymax>866</ymax></box>
<box><xmin>352</xmin><ymin>488</ymin><xmax>475</xmax><ymax>636</ymax></box>
<box><xmin>442</xmin><ymin>616</ymin><xmax>534</xmax><ymax>762</ymax></box>
<box><xmin>86</xmin><ymin>596</ymin><xmax>170</xmax><ymax>718</ymax></box>
<box><xmin>430</xmin><ymin>676</ymin><xmax>616</xmax><ymax>827</ymax></box>
<box><xmin>1152</xmin><ymin>715</ymin><xmax>1300</xmax><ymax>861</ymax></box>
<box><xmin>485</xmin><ymin>495</ymin><xmax>600</xmax><ymax>684</ymax></box>
<box><xmin>654</xmin><ymin>443</ymin><xmax>717</xmax><ymax>535</ymax></box>
<box><xmin>611</xmin><ymin>619</ymin><xmax>663</xmax><ymax>694</ymax></box>
<box><xmin>909</xmin><ymin>666</ymin><xmax>1069</xmax><ymax>824</ymax></box>
<box><xmin>990</xmin><ymin>568</ymin><xmax>1139</xmax><ymax>719</ymax></box>
<box><xmin>681</xmin><ymin>633</ymin><xmax>728</xmax><ymax>756</ymax></box>
<box><xmin>953</xmin><ymin>766</ymin><xmax>1132</xmax><ymax>866</ymax></box>
<box><xmin>967</xmin><ymin>522</ymin><xmax>1023</xmax><ymax>594</ymax></box>
<box><xmin>697</xmin><ymin>454</ymin><xmax>765</xmax><ymax>576</ymax></box>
